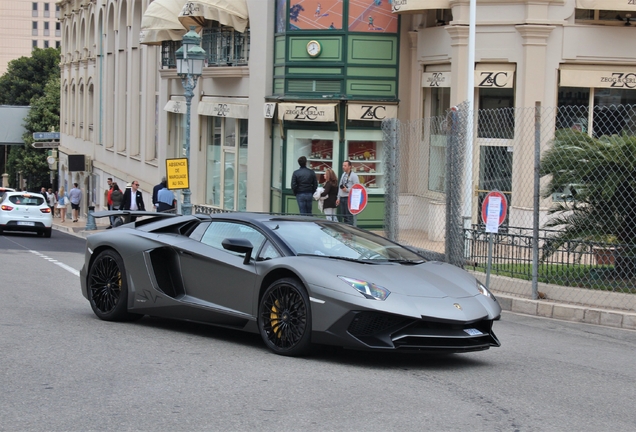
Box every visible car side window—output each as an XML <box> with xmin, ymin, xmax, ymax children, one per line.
<box><xmin>201</xmin><ymin>221</ymin><xmax>266</xmax><ymax>256</ymax></box>
<box><xmin>258</xmin><ymin>240</ymin><xmax>282</xmax><ymax>261</ymax></box>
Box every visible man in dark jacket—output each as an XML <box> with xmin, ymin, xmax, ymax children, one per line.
<box><xmin>291</xmin><ymin>156</ymin><xmax>317</xmax><ymax>215</ymax></box>
<box><xmin>152</xmin><ymin>177</ymin><xmax>166</xmax><ymax>211</ymax></box>
<box><xmin>122</xmin><ymin>180</ymin><xmax>145</xmax><ymax>221</ymax></box>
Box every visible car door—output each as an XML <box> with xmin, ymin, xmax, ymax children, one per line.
<box><xmin>176</xmin><ymin>221</ymin><xmax>267</xmax><ymax>317</ymax></box>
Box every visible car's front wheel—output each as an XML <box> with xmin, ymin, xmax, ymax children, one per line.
<box><xmin>258</xmin><ymin>277</ymin><xmax>312</xmax><ymax>356</ymax></box>
<box><xmin>87</xmin><ymin>249</ymin><xmax>142</xmax><ymax>321</ymax></box>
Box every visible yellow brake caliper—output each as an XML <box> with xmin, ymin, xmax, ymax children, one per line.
<box><xmin>270</xmin><ymin>299</ymin><xmax>282</xmax><ymax>338</ymax></box>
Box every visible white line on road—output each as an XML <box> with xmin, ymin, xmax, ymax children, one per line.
<box><xmin>30</xmin><ymin>250</ymin><xmax>80</xmax><ymax>277</ymax></box>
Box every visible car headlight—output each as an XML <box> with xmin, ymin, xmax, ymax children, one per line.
<box><xmin>477</xmin><ymin>281</ymin><xmax>497</xmax><ymax>301</ymax></box>
<box><xmin>338</xmin><ymin>276</ymin><xmax>390</xmax><ymax>301</ymax></box>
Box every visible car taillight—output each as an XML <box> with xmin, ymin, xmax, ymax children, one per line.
<box><xmin>40</xmin><ymin>207</ymin><xmax>51</xmax><ymax>214</ymax></box>
<box><xmin>1</xmin><ymin>204</ymin><xmax>13</xmax><ymax>211</ymax></box>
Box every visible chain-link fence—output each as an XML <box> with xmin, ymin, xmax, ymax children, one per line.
<box><xmin>387</xmin><ymin>103</ymin><xmax>636</xmax><ymax>312</ymax></box>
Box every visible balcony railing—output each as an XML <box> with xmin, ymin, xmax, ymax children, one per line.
<box><xmin>162</xmin><ymin>26</ymin><xmax>250</xmax><ymax>70</ymax></box>
<box><xmin>201</xmin><ymin>26</ymin><xmax>250</xmax><ymax>66</ymax></box>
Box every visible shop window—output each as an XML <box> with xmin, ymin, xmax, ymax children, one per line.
<box><xmin>557</xmin><ymin>87</ymin><xmax>636</xmax><ymax>137</ymax></box>
<box><xmin>428</xmin><ymin>87</ymin><xmax>450</xmax><ymax>193</ymax></box>
<box><xmin>206</xmin><ymin>117</ymin><xmax>248</xmax><ymax>211</ymax></box>
<box><xmin>424</xmin><ymin>9</ymin><xmax>453</xmax><ymax>28</ymax></box>
<box><xmin>161</xmin><ymin>41</ymin><xmax>181</xmax><ymax>69</ymax></box>
<box><xmin>286</xmin><ymin>130</ymin><xmax>339</xmax><ymax>191</ymax></box>
<box><xmin>478</xmin><ymin>88</ymin><xmax>515</xmax><ymax>139</ymax></box>
<box><xmin>575</xmin><ymin>9</ymin><xmax>634</xmax><ymax>26</ymax></box>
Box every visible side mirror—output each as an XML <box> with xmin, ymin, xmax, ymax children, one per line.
<box><xmin>222</xmin><ymin>238</ymin><xmax>254</xmax><ymax>265</ymax></box>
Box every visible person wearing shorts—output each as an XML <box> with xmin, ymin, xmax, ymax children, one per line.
<box><xmin>68</xmin><ymin>183</ymin><xmax>82</xmax><ymax>222</ymax></box>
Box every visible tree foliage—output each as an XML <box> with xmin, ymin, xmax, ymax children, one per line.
<box><xmin>540</xmin><ymin>129</ymin><xmax>636</xmax><ymax>275</ymax></box>
<box><xmin>0</xmin><ymin>48</ymin><xmax>60</xmax><ymax>106</ymax></box>
<box><xmin>6</xmin><ymin>75</ymin><xmax>60</xmax><ymax>189</ymax></box>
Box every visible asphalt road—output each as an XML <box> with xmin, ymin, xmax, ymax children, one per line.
<box><xmin>1</xmin><ymin>231</ymin><xmax>636</xmax><ymax>431</ymax></box>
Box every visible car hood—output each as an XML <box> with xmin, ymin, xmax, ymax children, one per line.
<box><xmin>304</xmin><ymin>259</ymin><xmax>480</xmax><ymax>299</ymax></box>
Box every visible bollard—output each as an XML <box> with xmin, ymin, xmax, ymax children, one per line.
<box><xmin>85</xmin><ymin>205</ymin><xmax>97</xmax><ymax>230</ymax></box>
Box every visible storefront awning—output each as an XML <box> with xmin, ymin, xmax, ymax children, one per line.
<box><xmin>164</xmin><ymin>99</ymin><xmax>186</xmax><ymax>114</ymax></box>
<box><xmin>391</xmin><ymin>0</ymin><xmax>450</xmax><ymax>13</ymax></box>
<box><xmin>576</xmin><ymin>0</ymin><xmax>636</xmax><ymax>11</ymax></box>
<box><xmin>560</xmin><ymin>64</ymin><xmax>636</xmax><ymax>89</ymax></box>
<box><xmin>140</xmin><ymin>0</ymin><xmax>189</xmax><ymax>45</ymax></box>
<box><xmin>198</xmin><ymin>99</ymin><xmax>249</xmax><ymax>118</ymax></box>
<box><xmin>475</xmin><ymin>63</ymin><xmax>515</xmax><ymax>88</ymax></box>
<box><xmin>348</xmin><ymin>104</ymin><xmax>398</xmax><ymax>121</ymax></box>
<box><xmin>278</xmin><ymin>103</ymin><xmax>338</xmax><ymax>122</ymax></box>
<box><xmin>178</xmin><ymin>0</ymin><xmax>249</xmax><ymax>33</ymax></box>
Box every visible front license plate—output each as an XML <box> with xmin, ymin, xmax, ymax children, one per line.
<box><xmin>464</xmin><ymin>328</ymin><xmax>483</xmax><ymax>336</ymax></box>
<box><xmin>17</xmin><ymin>221</ymin><xmax>35</xmax><ymax>226</ymax></box>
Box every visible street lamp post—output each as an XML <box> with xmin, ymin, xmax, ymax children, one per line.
<box><xmin>175</xmin><ymin>26</ymin><xmax>206</xmax><ymax>216</ymax></box>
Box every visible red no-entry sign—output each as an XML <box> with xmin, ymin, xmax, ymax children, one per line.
<box><xmin>348</xmin><ymin>183</ymin><xmax>368</xmax><ymax>215</ymax></box>
<box><xmin>481</xmin><ymin>191</ymin><xmax>508</xmax><ymax>227</ymax></box>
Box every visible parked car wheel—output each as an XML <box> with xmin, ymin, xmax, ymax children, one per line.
<box><xmin>258</xmin><ymin>277</ymin><xmax>312</xmax><ymax>356</ymax></box>
<box><xmin>88</xmin><ymin>249</ymin><xmax>142</xmax><ymax>321</ymax></box>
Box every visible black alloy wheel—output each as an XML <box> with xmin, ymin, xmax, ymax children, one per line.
<box><xmin>88</xmin><ymin>249</ymin><xmax>142</xmax><ymax>321</ymax></box>
<box><xmin>258</xmin><ymin>277</ymin><xmax>312</xmax><ymax>356</ymax></box>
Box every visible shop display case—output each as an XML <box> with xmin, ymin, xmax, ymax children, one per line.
<box><xmin>345</xmin><ymin>132</ymin><xmax>384</xmax><ymax>193</ymax></box>
<box><xmin>286</xmin><ymin>130</ymin><xmax>339</xmax><ymax>187</ymax></box>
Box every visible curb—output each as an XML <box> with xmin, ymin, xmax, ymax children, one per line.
<box><xmin>497</xmin><ymin>294</ymin><xmax>636</xmax><ymax>330</ymax></box>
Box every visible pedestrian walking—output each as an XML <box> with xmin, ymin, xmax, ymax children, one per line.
<box><xmin>68</xmin><ymin>183</ymin><xmax>82</xmax><ymax>222</ymax></box>
<box><xmin>321</xmin><ymin>168</ymin><xmax>339</xmax><ymax>221</ymax></box>
<box><xmin>47</xmin><ymin>188</ymin><xmax>57</xmax><ymax>215</ymax></box>
<box><xmin>291</xmin><ymin>156</ymin><xmax>318</xmax><ymax>215</ymax></box>
<box><xmin>56</xmin><ymin>187</ymin><xmax>68</xmax><ymax>223</ymax></box>
<box><xmin>152</xmin><ymin>177</ymin><xmax>166</xmax><ymax>211</ymax></box>
<box><xmin>107</xmin><ymin>183</ymin><xmax>123</xmax><ymax>228</ymax></box>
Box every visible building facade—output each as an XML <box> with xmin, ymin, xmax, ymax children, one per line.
<box><xmin>0</xmin><ymin>0</ymin><xmax>62</xmax><ymax>74</ymax></box>
<box><xmin>393</xmin><ymin>0</ymin><xmax>636</xmax><ymax>232</ymax></box>
<box><xmin>57</xmin><ymin>0</ymin><xmax>401</xmax><ymax>226</ymax></box>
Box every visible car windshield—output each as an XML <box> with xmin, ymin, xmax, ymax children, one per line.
<box><xmin>264</xmin><ymin>220</ymin><xmax>424</xmax><ymax>263</ymax></box>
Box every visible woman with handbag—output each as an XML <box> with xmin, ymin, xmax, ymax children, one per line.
<box><xmin>321</xmin><ymin>168</ymin><xmax>339</xmax><ymax>221</ymax></box>
<box><xmin>56</xmin><ymin>187</ymin><xmax>68</xmax><ymax>223</ymax></box>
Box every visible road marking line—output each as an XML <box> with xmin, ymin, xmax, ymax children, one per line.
<box><xmin>30</xmin><ymin>250</ymin><xmax>80</xmax><ymax>277</ymax></box>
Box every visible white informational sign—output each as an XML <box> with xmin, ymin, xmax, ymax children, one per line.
<box><xmin>350</xmin><ymin>188</ymin><xmax>363</xmax><ymax>211</ymax></box>
<box><xmin>485</xmin><ymin>196</ymin><xmax>502</xmax><ymax>233</ymax></box>
<box><xmin>264</xmin><ymin>103</ymin><xmax>276</xmax><ymax>118</ymax></box>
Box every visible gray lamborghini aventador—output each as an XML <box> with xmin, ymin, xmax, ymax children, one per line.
<box><xmin>80</xmin><ymin>211</ymin><xmax>501</xmax><ymax>356</ymax></box>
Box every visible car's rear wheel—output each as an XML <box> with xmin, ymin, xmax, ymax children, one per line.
<box><xmin>88</xmin><ymin>249</ymin><xmax>142</xmax><ymax>322</ymax></box>
<box><xmin>258</xmin><ymin>277</ymin><xmax>312</xmax><ymax>356</ymax></box>
<box><xmin>43</xmin><ymin>228</ymin><xmax>51</xmax><ymax>238</ymax></box>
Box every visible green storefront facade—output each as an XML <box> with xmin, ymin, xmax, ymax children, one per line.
<box><xmin>269</xmin><ymin>0</ymin><xmax>400</xmax><ymax>228</ymax></box>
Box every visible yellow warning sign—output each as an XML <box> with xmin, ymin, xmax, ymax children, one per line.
<box><xmin>166</xmin><ymin>158</ymin><xmax>189</xmax><ymax>190</ymax></box>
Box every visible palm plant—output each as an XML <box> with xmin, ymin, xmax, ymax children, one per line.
<box><xmin>540</xmin><ymin>128</ymin><xmax>636</xmax><ymax>277</ymax></box>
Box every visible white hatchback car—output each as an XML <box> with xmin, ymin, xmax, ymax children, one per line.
<box><xmin>0</xmin><ymin>191</ymin><xmax>53</xmax><ymax>237</ymax></box>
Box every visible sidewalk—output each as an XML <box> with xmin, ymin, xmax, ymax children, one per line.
<box><xmin>51</xmin><ymin>213</ymin><xmax>111</xmax><ymax>238</ymax></box>
<box><xmin>51</xmin><ymin>215</ymin><xmax>636</xmax><ymax>331</ymax></box>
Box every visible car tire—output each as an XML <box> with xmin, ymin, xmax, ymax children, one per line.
<box><xmin>43</xmin><ymin>228</ymin><xmax>52</xmax><ymax>238</ymax></box>
<box><xmin>258</xmin><ymin>277</ymin><xmax>312</xmax><ymax>356</ymax></box>
<box><xmin>87</xmin><ymin>249</ymin><xmax>143</xmax><ymax>322</ymax></box>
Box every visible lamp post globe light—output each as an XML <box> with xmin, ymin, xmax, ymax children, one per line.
<box><xmin>175</xmin><ymin>26</ymin><xmax>206</xmax><ymax>216</ymax></box>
